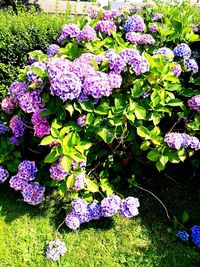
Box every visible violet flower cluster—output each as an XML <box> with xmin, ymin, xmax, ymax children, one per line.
<box><xmin>77</xmin><ymin>25</ymin><xmax>96</xmax><ymax>42</ymax></box>
<box><xmin>0</xmin><ymin>165</ymin><xmax>9</xmax><ymax>183</ymax></box>
<box><xmin>102</xmin><ymin>10</ymin><xmax>121</xmax><ymax>20</ymax></box>
<box><xmin>31</xmin><ymin>109</ymin><xmax>50</xmax><ymax>138</ymax></box>
<box><xmin>184</xmin><ymin>58</ymin><xmax>199</xmax><ymax>74</ymax></box>
<box><xmin>149</xmin><ymin>24</ymin><xmax>159</xmax><ymax>33</ymax></box>
<box><xmin>47</xmin><ymin>44</ymin><xmax>60</xmax><ymax>57</ymax></box>
<box><xmin>95</xmin><ymin>20</ymin><xmax>117</xmax><ymax>35</ymax></box>
<box><xmin>173</xmin><ymin>43</ymin><xmax>191</xmax><ymax>58</ymax></box>
<box><xmin>58</xmin><ymin>24</ymin><xmax>80</xmax><ymax>43</ymax></box>
<box><xmin>9</xmin><ymin>82</ymin><xmax>28</xmax><ymax>102</ymax></box>
<box><xmin>65</xmin><ymin>195</ymin><xmax>140</xmax><ymax>230</ymax></box>
<box><xmin>46</xmin><ymin>240</ymin><xmax>67</xmax><ymax>261</ymax></box>
<box><xmin>172</xmin><ymin>64</ymin><xmax>182</xmax><ymax>77</ymax></box>
<box><xmin>1</xmin><ymin>97</ymin><xmax>15</xmax><ymax>114</ymax></box>
<box><xmin>76</xmin><ymin>115</ymin><xmax>87</xmax><ymax>127</ymax></box>
<box><xmin>164</xmin><ymin>132</ymin><xmax>200</xmax><ymax>150</ymax></box>
<box><xmin>0</xmin><ymin>121</ymin><xmax>9</xmax><ymax>135</ymax></box>
<box><xmin>126</xmin><ymin>32</ymin><xmax>155</xmax><ymax>45</ymax></box>
<box><xmin>86</xmin><ymin>6</ymin><xmax>99</xmax><ymax>19</ymax></box>
<box><xmin>176</xmin><ymin>230</ymin><xmax>189</xmax><ymax>241</ymax></box>
<box><xmin>124</xmin><ymin>14</ymin><xmax>146</xmax><ymax>32</ymax></box>
<box><xmin>50</xmin><ymin>159</ymin><xmax>68</xmax><ymax>181</ymax></box>
<box><xmin>9</xmin><ymin>160</ymin><xmax>45</xmax><ymax>205</ymax></box>
<box><xmin>188</xmin><ymin>95</ymin><xmax>200</xmax><ymax>113</ymax></box>
<box><xmin>9</xmin><ymin>115</ymin><xmax>25</xmax><ymax>138</ymax></box>
<box><xmin>191</xmin><ymin>225</ymin><xmax>200</xmax><ymax>248</ymax></box>
<box><xmin>72</xmin><ymin>172</ymin><xmax>86</xmax><ymax>191</ymax></box>
<box><xmin>155</xmin><ymin>47</ymin><xmax>174</xmax><ymax>61</ymax></box>
<box><xmin>152</xmin><ymin>13</ymin><xmax>164</xmax><ymax>21</ymax></box>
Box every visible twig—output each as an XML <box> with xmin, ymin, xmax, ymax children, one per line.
<box><xmin>135</xmin><ymin>184</ymin><xmax>171</xmax><ymax>222</ymax></box>
<box><xmin>87</xmin><ymin>162</ymin><xmax>100</xmax><ymax>176</ymax></box>
<box><xmin>56</xmin><ymin>220</ymin><xmax>65</xmax><ymax>240</ymax></box>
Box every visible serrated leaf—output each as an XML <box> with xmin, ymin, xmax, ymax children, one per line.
<box><xmin>40</xmin><ymin>135</ymin><xmax>56</xmax><ymax>146</ymax></box>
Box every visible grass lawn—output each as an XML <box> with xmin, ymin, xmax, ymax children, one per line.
<box><xmin>0</xmin><ymin>168</ymin><xmax>200</xmax><ymax>267</ymax></box>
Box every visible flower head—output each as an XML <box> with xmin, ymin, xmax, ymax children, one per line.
<box><xmin>184</xmin><ymin>58</ymin><xmax>199</xmax><ymax>74</ymax></box>
<box><xmin>9</xmin><ymin>115</ymin><xmax>25</xmax><ymax>137</ymax></box>
<box><xmin>191</xmin><ymin>225</ymin><xmax>200</xmax><ymax>248</ymax></box>
<box><xmin>119</xmin><ymin>197</ymin><xmax>140</xmax><ymax>218</ymax></box>
<box><xmin>21</xmin><ymin>182</ymin><xmax>45</xmax><ymax>205</ymax></box>
<box><xmin>47</xmin><ymin>44</ymin><xmax>60</xmax><ymax>57</ymax></box>
<box><xmin>76</xmin><ymin>115</ymin><xmax>86</xmax><ymax>127</ymax></box>
<box><xmin>65</xmin><ymin>213</ymin><xmax>80</xmax><ymax>230</ymax></box>
<box><xmin>9</xmin><ymin>82</ymin><xmax>28</xmax><ymax>102</ymax></box>
<box><xmin>58</xmin><ymin>24</ymin><xmax>80</xmax><ymax>43</ymax></box>
<box><xmin>188</xmin><ymin>95</ymin><xmax>200</xmax><ymax>113</ymax></box>
<box><xmin>96</xmin><ymin>20</ymin><xmax>117</xmax><ymax>35</ymax></box>
<box><xmin>155</xmin><ymin>47</ymin><xmax>174</xmax><ymax>61</ymax></box>
<box><xmin>1</xmin><ymin>97</ymin><xmax>15</xmax><ymax>114</ymax></box>
<box><xmin>9</xmin><ymin>175</ymin><xmax>28</xmax><ymax>191</ymax></box>
<box><xmin>152</xmin><ymin>13</ymin><xmax>163</xmax><ymax>21</ymax></box>
<box><xmin>0</xmin><ymin>165</ymin><xmax>9</xmax><ymax>183</ymax></box>
<box><xmin>72</xmin><ymin>172</ymin><xmax>86</xmax><ymax>190</ymax></box>
<box><xmin>176</xmin><ymin>230</ymin><xmax>189</xmax><ymax>241</ymax></box>
<box><xmin>77</xmin><ymin>25</ymin><xmax>96</xmax><ymax>42</ymax></box>
<box><xmin>46</xmin><ymin>240</ymin><xmax>67</xmax><ymax>261</ymax></box>
<box><xmin>18</xmin><ymin>160</ymin><xmax>38</xmax><ymax>181</ymax></box>
<box><xmin>50</xmin><ymin>161</ymin><xmax>68</xmax><ymax>181</ymax></box>
<box><xmin>101</xmin><ymin>194</ymin><xmax>121</xmax><ymax>217</ymax></box>
<box><xmin>174</xmin><ymin>43</ymin><xmax>191</xmax><ymax>58</ymax></box>
<box><xmin>124</xmin><ymin>14</ymin><xmax>145</xmax><ymax>32</ymax></box>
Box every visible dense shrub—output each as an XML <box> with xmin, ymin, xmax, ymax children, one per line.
<box><xmin>0</xmin><ymin>8</ymin><xmax>72</xmax><ymax>98</ymax></box>
<box><xmin>0</xmin><ymin>0</ymin><xmax>200</xmax><ymax>237</ymax></box>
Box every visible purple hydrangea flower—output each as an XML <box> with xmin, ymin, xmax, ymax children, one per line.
<box><xmin>149</xmin><ymin>24</ymin><xmax>159</xmax><ymax>33</ymax></box>
<box><xmin>129</xmin><ymin>6</ymin><xmax>140</xmax><ymax>12</ymax></box>
<box><xmin>9</xmin><ymin>175</ymin><xmax>28</xmax><ymax>191</ymax></box>
<box><xmin>108</xmin><ymin>72</ymin><xmax>122</xmax><ymax>89</ymax></box>
<box><xmin>119</xmin><ymin>48</ymin><xmax>140</xmax><ymax>63</ymax></box>
<box><xmin>9</xmin><ymin>136</ymin><xmax>20</xmax><ymax>145</ymax></box>
<box><xmin>58</xmin><ymin>24</ymin><xmax>80</xmax><ymax>43</ymax></box>
<box><xmin>172</xmin><ymin>64</ymin><xmax>182</xmax><ymax>77</ymax></box>
<box><xmin>129</xmin><ymin>55</ymin><xmax>150</xmax><ymax>75</ymax></box>
<box><xmin>65</xmin><ymin>213</ymin><xmax>80</xmax><ymax>230</ymax></box>
<box><xmin>77</xmin><ymin>92</ymin><xmax>90</xmax><ymax>102</ymax></box>
<box><xmin>83</xmin><ymin>71</ymin><xmax>113</xmax><ymax>99</ymax></box>
<box><xmin>31</xmin><ymin>109</ymin><xmax>48</xmax><ymax>125</ymax></box>
<box><xmin>88</xmin><ymin>200</ymin><xmax>101</xmax><ymax>220</ymax></box>
<box><xmin>73</xmin><ymin>172</ymin><xmax>86</xmax><ymax>191</ymax></box>
<box><xmin>95</xmin><ymin>20</ymin><xmax>117</xmax><ymax>36</ymax></box>
<box><xmin>9</xmin><ymin>82</ymin><xmax>28</xmax><ymax>102</ymax></box>
<box><xmin>184</xmin><ymin>58</ymin><xmax>199</xmax><ymax>74</ymax></box>
<box><xmin>72</xmin><ymin>160</ymin><xmax>87</xmax><ymax>169</ymax></box>
<box><xmin>173</xmin><ymin>43</ymin><xmax>191</xmax><ymax>58</ymax></box>
<box><xmin>18</xmin><ymin>90</ymin><xmax>44</xmax><ymax>113</ymax></box>
<box><xmin>191</xmin><ymin>225</ymin><xmax>200</xmax><ymax>248</ymax></box>
<box><xmin>155</xmin><ymin>47</ymin><xmax>174</xmax><ymax>61</ymax></box>
<box><xmin>124</xmin><ymin>14</ymin><xmax>145</xmax><ymax>32</ymax></box>
<box><xmin>101</xmin><ymin>194</ymin><xmax>121</xmax><ymax>217</ymax></box>
<box><xmin>71</xmin><ymin>198</ymin><xmax>90</xmax><ymax>223</ymax></box>
<box><xmin>102</xmin><ymin>10</ymin><xmax>121</xmax><ymax>20</ymax></box>
<box><xmin>188</xmin><ymin>95</ymin><xmax>200</xmax><ymax>113</ymax></box>
<box><xmin>86</xmin><ymin>6</ymin><xmax>99</xmax><ymax>19</ymax></box>
<box><xmin>126</xmin><ymin>32</ymin><xmax>155</xmax><ymax>45</ymax></box>
<box><xmin>164</xmin><ymin>132</ymin><xmax>200</xmax><ymax>150</ymax></box>
<box><xmin>189</xmin><ymin>24</ymin><xmax>199</xmax><ymax>33</ymax></box>
<box><xmin>47</xmin><ymin>58</ymin><xmax>72</xmax><ymax>79</ymax></box>
<box><xmin>176</xmin><ymin>230</ymin><xmax>189</xmax><ymax>241</ymax></box>
<box><xmin>21</xmin><ymin>182</ymin><xmax>45</xmax><ymax>205</ymax></box>
<box><xmin>50</xmin><ymin>72</ymin><xmax>82</xmax><ymax>101</ymax></box>
<box><xmin>0</xmin><ymin>165</ymin><xmax>9</xmax><ymax>183</ymax></box>
<box><xmin>77</xmin><ymin>25</ymin><xmax>96</xmax><ymax>42</ymax></box>
<box><xmin>18</xmin><ymin>160</ymin><xmax>38</xmax><ymax>181</ymax></box>
<box><xmin>119</xmin><ymin>197</ymin><xmax>140</xmax><ymax>218</ymax></box>
<box><xmin>76</xmin><ymin>115</ymin><xmax>86</xmax><ymax>127</ymax></box>
<box><xmin>0</xmin><ymin>122</ymin><xmax>9</xmax><ymax>135</ymax></box>
<box><xmin>9</xmin><ymin>115</ymin><xmax>25</xmax><ymax>137</ymax></box>
<box><xmin>34</xmin><ymin>123</ymin><xmax>50</xmax><ymax>138</ymax></box>
<box><xmin>1</xmin><ymin>97</ymin><xmax>15</xmax><ymax>114</ymax></box>
<box><xmin>47</xmin><ymin>44</ymin><xmax>60</xmax><ymax>57</ymax></box>
<box><xmin>27</xmin><ymin>62</ymin><xmax>47</xmax><ymax>83</ymax></box>
<box><xmin>50</xmin><ymin>161</ymin><xmax>68</xmax><ymax>181</ymax></box>
<box><xmin>109</xmin><ymin>54</ymin><xmax>126</xmax><ymax>74</ymax></box>
<box><xmin>70</xmin><ymin>61</ymin><xmax>96</xmax><ymax>81</ymax></box>
<box><xmin>46</xmin><ymin>240</ymin><xmax>67</xmax><ymax>261</ymax></box>
<box><xmin>152</xmin><ymin>13</ymin><xmax>164</xmax><ymax>21</ymax></box>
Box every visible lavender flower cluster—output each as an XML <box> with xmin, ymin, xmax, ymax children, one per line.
<box><xmin>1</xmin><ymin>97</ymin><xmax>15</xmax><ymax>114</ymax></box>
<box><xmin>173</xmin><ymin>43</ymin><xmax>191</xmax><ymax>58</ymax></box>
<box><xmin>149</xmin><ymin>24</ymin><xmax>159</xmax><ymax>33</ymax></box>
<box><xmin>46</xmin><ymin>240</ymin><xmax>67</xmax><ymax>261</ymax></box>
<box><xmin>27</xmin><ymin>62</ymin><xmax>47</xmax><ymax>83</ymax></box>
<box><xmin>102</xmin><ymin>10</ymin><xmax>121</xmax><ymax>20</ymax></box>
<box><xmin>155</xmin><ymin>47</ymin><xmax>174</xmax><ymax>61</ymax></box>
<box><xmin>188</xmin><ymin>95</ymin><xmax>200</xmax><ymax>113</ymax></box>
<box><xmin>47</xmin><ymin>44</ymin><xmax>60</xmax><ymax>57</ymax></box>
<box><xmin>0</xmin><ymin>121</ymin><xmax>9</xmax><ymax>135</ymax></box>
<box><xmin>152</xmin><ymin>13</ymin><xmax>164</xmax><ymax>21</ymax></box>
<box><xmin>184</xmin><ymin>58</ymin><xmax>199</xmax><ymax>74</ymax></box>
<box><xmin>0</xmin><ymin>165</ymin><xmax>9</xmax><ymax>183</ymax></box>
<box><xmin>126</xmin><ymin>32</ymin><xmax>155</xmax><ymax>45</ymax></box>
<box><xmin>164</xmin><ymin>132</ymin><xmax>200</xmax><ymax>150</ymax></box>
<box><xmin>95</xmin><ymin>20</ymin><xmax>117</xmax><ymax>35</ymax></box>
<box><xmin>31</xmin><ymin>109</ymin><xmax>50</xmax><ymax>138</ymax></box>
<box><xmin>124</xmin><ymin>14</ymin><xmax>146</xmax><ymax>32</ymax></box>
<box><xmin>9</xmin><ymin>160</ymin><xmax>45</xmax><ymax>205</ymax></box>
<box><xmin>50</xmin><ymin>159</ymin><xmax>68</xmax><ymax>181</ymax></box>
<box><xmin>9</xmin><ymin>115</ymin><xmax>25</xmax><ymax>138</ymax></box>
<box><xmin>65</xmin><ymin>194</ymin><xmax>140</xmax><ymax>230</ymax></box>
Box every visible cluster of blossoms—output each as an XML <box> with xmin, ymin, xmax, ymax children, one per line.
<box><xmin>76</xmin><ymin>115</ymin><xmax>87</xmax><ymax>127</ymax></box>
<box><xmin>65</xmin><ymin>194</ymin><xmax>140</xmax><ymax>230</ymax></box>
<box><xmin>77</xmin><ymin>24</ymin><xmax>97</xmax><ymax>42</ymax></box>
<box><xmin>149</xmin><ymin>24</ymin><xmax>159</xmax><ymax>33</ymax></box>
<box><xmin>164</xmin><ymin>132</ymin><xmax>200</xmax><ymax>150</ymax></box>
<box><xmin>9</xmin><ymin>115</ymin><xmax>25</xmax><ymax>138</ymax></box>
<box><xmin>108</xmin><ymin>48</ymin><xmax>150</xmax><ymax>76</ymax></box>
<box><xmin>31</xmin><ymin>109</ymin><xmax>50</xmax><ymax>138</ymax></box>
<box><xmin>152</xmin><ymin>13</ymin><xmax>164</xmax><ymax>21</ymax></box>
<box><xmin>9</xmin><ymin>160</ymin><xmax>45</xmax><ymax>205</ymax></box>
<box><xmin>124</xmin><ymin>14</ymin><xmax>146</xmax><ymax>32</ymax></box>
<box><xmin>86</xmin><ymin>6</ymin><xmax>99</xmax><ymax>19</ymax></box>
<box><xmin>187</xmin><ymin>95</ymin><xmax>200</xmax><ymax>113</ymax></box>
<box><xmin>0</xmin><ymin>121</ymin><xmax>9</xmax><ymax>135</ymax></box>
<box><xmin>173</xmin><ymin>43</ymin><xmax>191</xmax><ymax>58</ymax></box>
<box><xmin>57</xmin><ymin>24</ymin><xmax>80</xmax><ymax>43</ymax></box>
<box><xmin>155</xmin><ymin>47</ymin><xmax>174</xmax><ymax>61</ymax></box>
<box><xmin>176</xmin><ymin>226</ymin><xmax>200</xmax><ymax>248</ymax></box>
<box><xmin>184</xmin><ymin>58</ymin><xmax>199</xmax><ymax>74</ymax></box>
<box><xmin>126</xmin><ymin>32</ymin><xmax>155</xmax><ymax>45</ymax></box>
<box><xmin>0</xmin><ymin>165</ymin><xmax>9</xmax><ymax>183</ymax></box>
<box><xmin>47</xmin><ymin>44</ymin><xmax>60</xmax><ymax>57</ymax></box>
<box><xmin>72</xmin><ymin>172</ymin><xmax>86</xmax><ymax>191</ymax></box>
<box><xmin>50</xmin><ymin>159</ymin><xmax>68</xmax><ymax>181</ymax></box>
<box><xmin>46</xmin><ymin>240</ymin><xmax>67</xmax><ymax>261</ymax></box>
<box><xmin>172</xmin><ymin>64</ymin><xmax>182</xmax><ymax>77</ymax></box>
<box><xmin>189</xmin><ymin>24</ymin><xmax>199</xmax><ymax>33</ymax></box>
<box><xmin>102</xmin><ymin>10</ymin><xmax>121</xmax><ymax>20</ymax></box>
<box><xmin>95</xmin><ymin>20</ymin><xmax>117</xmax><ymax>35</ymax></box>
<box><xmin>1</xmin><ymin>97</ymin><xmax>15</xmax><ymax>114</ymax></box>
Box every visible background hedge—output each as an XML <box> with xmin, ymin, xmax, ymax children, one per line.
<box><xmin>0</xmin><ymin>8</ymin><xmax>72</xmax><ymax>98</ymax></box>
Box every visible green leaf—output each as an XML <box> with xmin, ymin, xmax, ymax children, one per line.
<box><xmin>85</xmin><ymin>178</ymin><xmax>99</xmax><ymax>193</ymax></box>
<box><xmin>86</xmin><ymin>113</ymin><xmax>95</xmax><ymax>124</ymax></box>
<box><xmin>97</xmin><ymin>127</ymin><xmax>115</xmax><ymax>144</ymax></box>
<box><xmin>30</xmin><ymin>67</ymin><xmax>47</xmax><ymax>79</ymax></box>
<box><xmin>51</xmin><ymin>127</ymin><xmax>59</xmax><ymax>138</ymax></box>
<box><xmin>156</xmin><ymin>160</ymin><xmax>165</xmax><ymax>172</ymax></box>
<box><xmin>131</xmin><ymin>80</ymin><xmax>143</xmax><ymax>98</ymax></box>
<box><xmin>135</xmin><ymin>106</ymin><xmax>146</xmax><ymax>120</ymax></box>
<box><xmin>44</xmin><ymin>149</ymin><xmax>59</xmax><ymax>163</ymax></box>
<box><xmin>137</xmin><ymin>126</ymin><xmax>150</xmax><ymax>139</ymax></box>
<box><xmin>140</xmin><ymin>141</ymin><xmax>151</xmax><ymax>151</ymax></box>
<box><xmin>182</xmin><ymin>211</ymin><xmax>189</xmax><ymax>224</ymax></box>
<box><xmin>100</xmin><ymin>178</ymin><xmax>114</xmax><ymax>195</ymax></box>
<box><xmin>67</xmin><ymin>175</ymin><xmax>75</xmax><ymax>190</ymax></box>
<box><xmin>40</xmin><ymin>135</ymin><xmax>56</xmax><ymax>146</ymax></box>
<box><xmin>65</xmin><ymin>104</ymin><xmax>74</xmax><ymax>117</ymax></box>
<box><xmin>167</xmin><ymin>99</ymin><xmax>184</xmax><ymax>107</ymax></box>
<box><xmin>61</xmin><ymin>156</ymin><xmax>73</xmax><ymax>172</ymax></box>
<box><xmin>147</xmin><ymin>150</ymin><xmax>160</xmax><ymax>161</ymax></box>
<box><xmin>90</xmin><ymin>58</ymin><xmax>99</xmax><ymax>71</ymax></box>
<box><xmin>58</xmin><ymin>182</ymin><xmax>67</xmax><ymax>196</ymax></box>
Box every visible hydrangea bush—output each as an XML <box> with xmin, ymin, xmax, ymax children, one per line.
<box><xmin>0</xmin><ymin>1</ymin><xmax>200</xmax><ymax>240</ymax></box>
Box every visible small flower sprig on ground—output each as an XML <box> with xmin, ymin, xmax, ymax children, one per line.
<box><xmin>176</xmin><ymin>226</ymin><xmax>200</xmax><ymax>249</ymax></box>
<box><xmin>46</xmin><ymin>240</ymin><xmax>67</xmax><ymax>261</ymax></box>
